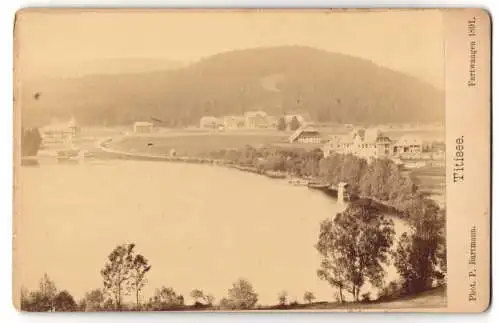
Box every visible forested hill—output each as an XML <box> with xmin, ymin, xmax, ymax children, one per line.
<box><xmin>20</xmin><ymin>46</ymin><xmax>444</xmax><ymax>127</ymax></box>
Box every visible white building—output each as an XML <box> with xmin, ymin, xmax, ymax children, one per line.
<box><xmin>133</xmin><ymin>122</ymin><xmax>154</xmax><ymax>133</ymax></box>
<box><xmin>223</xmin><ymin>116</ymin><xmax>246</xmax><ymax>129</ymax></box>
<box><xmin>392</xmin><ymin>135</ymin><xmax>423</xmax><ymax>155</ymax></box>
<box><xmin>289</xmin><ymin>125</ymin><xmax>322</xmax><ymax>144</ymax></box>
<box><xmin>40</xmin><ymin>117</ymin><xmax>79</xmax><ymax>149</ymax></box>
<box><xmin>322</xmin><ymin>128</ymin><xmax>392</xmax><ymax>160</ymax></box>
<box><xmin>244</xmin><ymin>111</ymin><xmax>268</xmax><ymax>129</ymax></box>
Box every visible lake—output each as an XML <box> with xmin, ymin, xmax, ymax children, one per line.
<box><xmin>16</xmin><ymin>159</ymin><xmax>408</xmax><ymax>306</ymax></box>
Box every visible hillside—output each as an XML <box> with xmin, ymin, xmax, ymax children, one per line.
<box><xmin>19</xmin><ymin>46</ymin><xmax>444</xmax><ymax>127</ymax></box>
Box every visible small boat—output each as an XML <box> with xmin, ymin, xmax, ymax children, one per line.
<box><xmin>265</xmin><ymin>170</ymin><xmax>287</xmax><ymax>179</ymax></box>
<box><xmin>307</xmin><ymin>181</ymin><xmax>330</xmax><ymax>189</ymax></box>
<box><xmin>288</xmin><ymin>177</ymin><xmax>309</xmax><ymax>186</ymax></box>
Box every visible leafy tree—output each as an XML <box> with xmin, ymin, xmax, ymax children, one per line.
<box><xmin>190</xmin><ymin>289</ymin><xmax>204</xmax><ymax>304</ymax></box>
<box><xmin>224</xmin><ymin>279</ymin><xmax>258</xmax><ymax>310</ymax></box>
<box><xmin>316</xmin><ymin>201</ymin><xmax>395</xmax><ymax>301</ymax></box>
<box><xmin>277</xmin><ymin>290</ymin><xmax>288</xmax><ymax>306</ymax></box>
<box><xmin>435</xmin><ymin>210</ymin><xmax>447</xmax><ymax>284</ymax></box>
<box><xmin>218</xmin><ymin>297</ymin><xmax>231</xmax><ymax>310</ymax></box>
<box><xmin>190</xmin><ymin>289</ymin><xmax>214</xmax><ymax>305</ymax></box>
<box><xmin>316</xmin><ymin>259</ymin><xmax>348</xmax><ymax>303</ymax></box>
<box><xmin>360</xmin><ymin>292</ymin><xmax>371</xmax><ymax>303</ymax></box>
<box><xmin>22</xmin><ymin>291</ymin><xmax>52</xmax><ymax>312</ymax></box>
<box><xmin>131</xmin><ymin>253</ymin><xmax>151</xmax><ymax>310</ymax></box>
<box><xmin>277</xmin><ymin>117</ymin><xmax>287</xmax><ymax>131</ymax></box>
<box><xmin>147</xmin><ymin>286</ymin><xmax>184</xmax><ymax>310</ymax></box>
<box><xmin>101</xmin><ymin>243</ymin><xmax>135</xmax><ymax>310</ymax></box>
<box><xmin>339</xmin><ymin>154</ymin><xmax>367</xmax><ymax>196</ymax></box>
<box><xmin>203</xmin><ymin>294</ymin><xmax>215</xmax><ymax>306</ymax></box>
<box><xmin>289</xmin><ymin>116</ymin><xmax>301</xmax><ymax>131</ymax></box>
<box><xmin>39</xmin><ymin>273</ymin><xmax>57</xmax><ymax>301</ymax></box>
<box><xmin>377</xmin><ymin>280</ymin><xmax>403</xmax><ymax>301</ymax></box>
<box><xmin>303</xmin><ymin>291</ymin><xmax>315</xmax><ymax>304</ymax></box>
<box><xmin>53</xmin><ymin>290</ymin><xmax>77</xmax><ymax>312</ymax></box>
<box><xmin>80</xmin><ymin>289</ymin><xmax>105</xmax><ymax>312</ymax></box>
<box><xmin>103</xmin><ymin>298</ymin><xmax>115</xmax><ymax>311</ymax></box>
<box><xmin>21</xmin><ymin>128</ymin><xmax>42</xmax><ymax>157</ymax></box>
<box><xmin>20</xmin><ymin>287</ymin><xmax>30</xmax><ymax>310</ymax></box>
<box><xmin>395</xmin><ymin>198</ymin><xmax>445</xmax><ymax>294</ymax></box>
<box><xmin>20</xmin><ymin>274</ymin><xmax>58</xmax><ymax>312</ymax></box>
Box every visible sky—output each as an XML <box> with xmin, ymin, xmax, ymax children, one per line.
<box><xmin>15</xmin><ymin>9</ymin><xmax>444</xmax><ymax>88</ymax></box>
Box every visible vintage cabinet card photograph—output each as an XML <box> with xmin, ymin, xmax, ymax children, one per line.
<box><xmin>13</xmin><ymin>8</ymin><xmax>491</xmax><ymax>313</ymax></box>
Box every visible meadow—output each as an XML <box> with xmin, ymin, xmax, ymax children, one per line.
<box><xmin>110</xmin><ymin>131</ymin><xmax>291</xmax><ymax>156</ymax></box>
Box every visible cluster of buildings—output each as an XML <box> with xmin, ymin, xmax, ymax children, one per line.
<box><xmin>199</xmin><ymin>111</ymin><xmax>306</xmax><ymax>130</ymax></box>
<box><xmin>322</xmin><ymin>128</ymin><xmax>429</xmax><ymax>160</ymax></box>
<box><xmin>39</xmin><ymin>117</ymin><xmax>80</xmax><ymax>149</ymax></box>
<box><xmin>278</xmin><ymin>125</ymin><xmax>432</xmax><ymax>163</ymax></box>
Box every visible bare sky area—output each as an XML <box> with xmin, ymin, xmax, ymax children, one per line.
<box><xmin>15</xmin><ymin>9</ymin><xmax>444</xmax><ymax>88</ymax></box>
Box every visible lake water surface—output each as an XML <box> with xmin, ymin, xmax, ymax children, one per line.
<box><xmin>17</xmin><ymin>160</ymin><xmax>408</xmax><ymax>305</ymax></box>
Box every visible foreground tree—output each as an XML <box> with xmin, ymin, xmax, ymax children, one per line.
<box><xmin>20</xmin><ymin>274</ymin><xmax>58</xmax><ymax>312</ymax></box>
<box><xmin>277</xmin><ymin>290</ymin><xmax>288</xmax><ymax>306</ymax></box>
<box><xmin>316</xmin><ymin>258</ymin><xmax>349</xmax><ymax>303</ymax></box>
<box><xmin>395</xmin><ymin>198</ymin><xmax>446</xmax><ymax>294</ymax></box>
<box><xmin>101</xmin><ymin>243</ymin><xmax>135</xmax><ymax>310</ymax></box>
<box><xmin>316</xmin><ymin>201</ymin><xmax>395</xmax><ymax>301</ymax></box>
<box><xmin>203</xmin><ymin>294</ymin><xmax>215</xmax><ymax>306</ymax></box>
<box><xmin>190</xmin><ymin>289</ymin><xmax>214</xmax><ymax>306</ymax></box>
<box><xmin>221</xmin><ymin>279</ymin><xmax>258</xmax><ymax>310</ymax></box>
<box><xmin>147</xmin><ymin>286</ymin><xmax>184</xmax><ymax>310</ymax></box>
<box><xmin>80</xmin><ymin>289</ymin><xmax>105</xmax><ymax>312</ymax></box>
<box><xmin>303</xmin><ymin>291</ymin><xmax>315</xmax><ymax>304</ymax></box>
<box><xmin>190</xmin><ymin>289</ymin><xmax>204</xmax><ymax>304</ymax></box>
<box><xmin>131</xmin><ymin>253</ymin><xmax>151</xmax><ymax>310</ymax></box>
<box><xmin>39</xmin><ymin>273</ymin><xmax>57</xmax><ymax>302</ymax></box>
<box><xmin>53</xmin><ymin>290</ymin><xmax>77</xmax><ymax>312</ymax></box>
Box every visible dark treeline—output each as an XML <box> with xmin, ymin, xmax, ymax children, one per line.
<box><xmin>21</xmin><ymin>128</ymin><xmax>42</xmax><ymax>157</ymax></box>
<box><xmin>202</xmin><ymin>145</ymin><xmax>323</xmax><ymax>176</ymax></box>
<box><xmin>22</xmin><ymin>46</ymin><xmax>444</xmax><ymax>127</ymax></box>
<box><xmin>202</xmin><ymin>145</ymin><xmax>418</xmax><ymax>212</ymax></box>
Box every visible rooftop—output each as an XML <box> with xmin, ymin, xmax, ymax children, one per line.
<box><xmin>134</xmin><ymin>121</ymin><xmax>154</xmax><ymax>126</ymax></box>
<box><xmin>289</xmin><ymin>125</ymin><xmax>320</xmax><ymax>142</ymax></box>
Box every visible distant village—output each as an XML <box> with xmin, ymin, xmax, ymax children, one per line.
<box><xmin>33</xmin><ymin>110</ymin><xmax>444</xmax><ymax>164</ymax></box>
<box><xmin>194</xmin><ymin>111</ymin><xmax>444</xmax><ymax>162</ymax></box>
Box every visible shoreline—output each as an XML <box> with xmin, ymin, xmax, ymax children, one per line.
<box><xmin>96</xmin><ymin>137</ymin><xmax>419</xmax><ymax>217</ymax></box>
<box><xmin>98</xmin><ymin>137</ymin><xmax>321</xmax><ymax>186</ymax></box>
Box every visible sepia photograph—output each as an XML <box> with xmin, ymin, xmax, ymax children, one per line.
<box><xmin>12</xmin><ymin>8</ymin><xmax>490</xmax><ymax>313</ymax></box>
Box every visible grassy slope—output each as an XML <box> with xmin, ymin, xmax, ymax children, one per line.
<box><xmin>260</xmin><ymin>286</ymin><xmax>446</xmax><ymax>311</ymax></box>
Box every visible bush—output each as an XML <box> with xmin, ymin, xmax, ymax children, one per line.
<box><xmin>360</xmin><ymin>292</ymin><xmax>371</xmax><ymax>303</ymax></box>
<box><xmin>377</xmin><ymin>280</ymin><xmax>404</xmax><ymax>301</ymax></box>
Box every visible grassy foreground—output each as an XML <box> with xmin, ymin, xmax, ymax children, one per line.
<box><xmin>259</xmin><ymin>286</ymin><xmax>446</xmax><ymax>311</ymax></box>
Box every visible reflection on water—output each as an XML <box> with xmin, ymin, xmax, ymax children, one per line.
<box><xmin>17</xmin><ymin>159</ymin><xmax>409</xmax><ymax>305</ymax></box>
